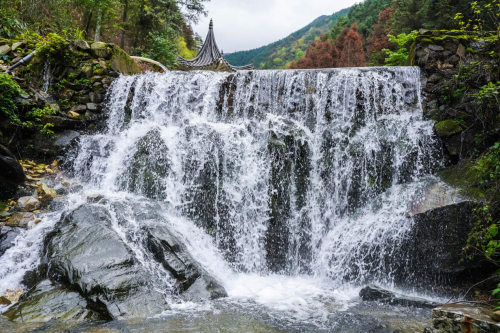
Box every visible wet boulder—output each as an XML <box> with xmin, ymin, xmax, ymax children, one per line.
<box><xmin>145</xmin><ymin>224</ymin><xmax>227</xmax><ymax>299</ymax></box>
<box><xmin>3</xmin><ymin>280</ymin><xmax>102</xmax><ymax>323</ymax></box>
<box><xmin>0</xmin><ymin>226</ymin><xmax>21</xmax><ymax>256</ymax></box>
<box><xmin>44</xmin><ymin>204</ymin><xmax>170</xmax><ymax>319</ymax></box>
<box><xmin>359</xmin><ymin>285</ymin><xmax>438</xmax><ymax>308</ymax></box>
<box><xmin>425</xmin><ymin>304</ymin><xmax>500</xmax><ymax>333</ymax></box>
<box><xmin>16</xmin><ymin>196</ymin><xmax>41</xmax><ymax>212</ymax></box>
<box><xmin>0</xmin><ymin>144</ymin><xmax>25</xmax><ymax>200</ymax></box>
<box><xmin>120</xmin><ymin>128</ymin><xmax>170</xmax><ymax>199</ymax></box>
<box><xmin>5</xmin><ymin>212</ymin><xmax>35</xmax><ymax>228</ymax></box>
<box><xmin>43</xmin><ymin>202</ymin><xmax>227</xmax><ymax>320</ymax></box>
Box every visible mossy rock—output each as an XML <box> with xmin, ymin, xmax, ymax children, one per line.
<box><xmin>109</xmin><ymin>44</ymin><xmax>143</xmax><ymax>75</ymax></box>
<box><xmin>434</xmin><ymin>120</ymin><xmax>463</xmax><ymax>138</ymax></box>
<box><xmin>437</xmin><ymin>164</ymin><xmax>488</xmax><ymax>200</ymax></box>
<box><xmin>4</xmin><ymin>280</ymin><xmax>101</xmax><ymax>323</ymax></box>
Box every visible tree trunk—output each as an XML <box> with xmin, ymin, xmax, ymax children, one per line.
<box><xmin>94</xmin><ymin>3</ymin><xmax>103</xmax><ymax>42</ymax></box>
<box><xmin>120</xmin><ymin>0</ymin><xmax>129</xmax><ymax>49</ymax></box>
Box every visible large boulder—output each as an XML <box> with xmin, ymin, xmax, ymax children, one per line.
<box><xmin>0</xmin><ymin>144</ymin><xmax>25</xmax><ymax>200</ymax></box>
<box><xmin>44</xmin><ymin>204</ymin><xmax>169</xmax><ymax>319</ymax></box>
<box><xmin>41</xmin><ymin>202</ymin><xmax>226</xmax><ymax>320</ymax></box>
<box><xmin>3</xmin><ymin>280</ymin><xmax>102</xmax><ymax>323</ymax></box>
<box><xmin>425</xmin><ymin>304</ymin><xmax>500</xmax><ymax>333</ymax></box>
<box><xmin>401</xmin><ymin>181</ymin><xmax>494</xmax><ymax>286</ymax></box>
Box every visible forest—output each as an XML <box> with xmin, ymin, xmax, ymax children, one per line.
<box><xmin>288</xmin><ymin>0</ymin><xmax>498</xmax><ymax>68</ymax></box>
<box><xmin>0</xmin><ymin>0</ymin><xmax>206</xmax><ymax>67</ymax></box>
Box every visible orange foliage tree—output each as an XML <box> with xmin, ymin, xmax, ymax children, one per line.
<box><xmin>367</xmin><ymin>7</ymin><xmax>395</xmax><ymax>65</ymax></box>
<box><xmin>336</xmin><ymin>23</ymin><xmax>366</xmax><ymax>68</ymax></box>
<box><xmin>288</xmin><ymin>39</ymin><xmax>339</xmax><ymax>69</ymax></box>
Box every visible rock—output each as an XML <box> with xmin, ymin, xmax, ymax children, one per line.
<box><xmin>86</xmin><ymin>194</ymin><xmax>104</xmax><ymax>203</ymax></box>
<box><xmin>359</xmin><ymin>285</ymin><xmax>438</xmax><ymax>308</ymax></box>
<box><xmin>109</xmin><ymin>45</ymin><xmax>143</xmax><ymax>75</ymax></box>
<box><xmin>5</xmin><ymin>212</ymin><xmax>34</xmax><ymax>228</ymax></box>
<box><xmin>457</xmin><ymin>44</ymin><xmax>466</xmax><ymax>58</ymax></box>
<box><xmin>38</xmin><ymin>183</ymin><xmax>57</xmax><ymax>204</ymax></box>
<box><xmin>0</xmin><ymin>144</ymin><xmax>25</xmax><ymax>200</ymax></box>
<box><xmin>11</xmin><ymin>42</ymin><xmax>24</xmax><ymax>52</ymax></box>
<box><xmin>428</xmin><ymin>45</ymin><xmax>445</xmax><ymax>52</ymax></box>
<box><xmin>145</xmin><ymin>224</ymin><xmax>227</xmax><ymax>299</ymax></box>
<box><xmin>434</xmin><ymin>120</ymin><xmax>463</xmax><ymax>138</ymax></box>
<box><xmin>405</xmin><ymin>201</ymin><xmax>491</xmax><ymax>283</ymax></box>
<box><xmin>426</xmin><ymin>304</ymin><xmax>500</xmax><ymax>332</ymax></box>
<box><xmin>69</xmin><ymin>184</ymin><xmax>84</xmax><ymax>193</ymax></box>
<box><xmin>0</xmin><ymin>226</ymin><xmax>21</xmax><ymax>256</ymax></box>
<box><xmin>86</xmin><ymin>102</ymin><xmax>98</xmax><ymax>111</ymax></box>
<box><xmin>41</xmin><ymin>202</ymin><xmax>227</xmax><ymax>319</ymax></box>
<box><xmin>89</xmin><ymin>92</ymin><xmax>105</xmax><ymax>103</ymax></box>
<box><xmin>4</xmin><ymin>287</ymin><xmax>24</xmax><ymax>302</ymax></box>
<box><xmin>48</xmin><ymin>197</ymin><xmax>68</xmax><ymax>211</ymax></box>
<box><xmin>90</xmin><ymin>42</ymin><xmax>111</xmax><ymax>58</ymax></box>
<box><xmin>119</xmin><ymin>128</ymin><xmax>170</xmax><ymax>199</ymax></box>
<box><xmin>410</xmin><ymin>182</ymin><xmax>462</xmax><ymax>215</ymax></box>
<box><xmin>0</xmin><ymin>296</ymin><xmax>11</xmax><ymax>305</ymax></box>
<box><xmin>491</xmin><ymin>310</ymin><xmax>500</xmax><ymax>322</ymax></box>
<box><xmin>16</xmin><ymin>196</ymin><xmax>41</xmax><ymax>212</ymax></box>
<box><xmin>3</xmin><ymin>280</ymin><xmax>102</xmax><ymax>323</ymax></box>
<box><xmin>71</xmin><ymin>104</ymin><xmax>87</xmax><ymax>114</ymax></box>
<box><xmin>0</xmin><ymin>44</ymin><xmax>11</xmax><ymax>55</ymax></box>
<box><xmin>80</xmin><ymin>64</ymin><xmax>93</xmax><ymax>79</ymax></box>
<box><xmin>74</xmin><ymin>40</ymin><xmax>90</xmax><ymax>51</ymax></box>
<box><xmin>41</xmin><ymin>116</ymin><xmax>85</xmax><ymax>130</ymax></box>
<box><xmin>44</xmin><ymin>204</ymin><xmax>170</xmax><ymax>319</ymax></box>
<box><xmin>34</xmin><ymin>130</ymin><xmax>80</xmax><ymax>157</ymax></box>
<box><xmin>68</xmin><ymin>110</ymin><xmax>81</xmax><ymax>119</ymax></box>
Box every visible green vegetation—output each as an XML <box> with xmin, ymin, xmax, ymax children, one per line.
<box><xmin>0</xmin><ymin>74</ymin><xmax>56</xmax><ymax>137</ymax></box>
<box><xmin>382</xmin><ymin>31</ymin><xmax>417</xmax><ymax>65</ymax></box>
<box><xmin>0</xmin><ymin>74</ymin><xmax>26</xmax><ymax>134</ymax></box>
<box><xmin>0</xmin><ymin>0</ymin><xmax>206</xmax><ymax>68</ymax></box>
<box><xmin>225</xmin><ymin>8</ymin><xmax>350</xmax><ymax>69</ymax></box>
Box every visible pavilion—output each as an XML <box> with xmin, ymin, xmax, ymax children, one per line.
<box><xmin>176</xmin><ymin>20</ymin><xmax>253</xmax><ymax>72</ymax></box>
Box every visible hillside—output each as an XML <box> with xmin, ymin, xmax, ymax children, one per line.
<box><xmin>225</xmin><ymin>7</ymin><xmax>350</xmax><ymax>69</ymax></box>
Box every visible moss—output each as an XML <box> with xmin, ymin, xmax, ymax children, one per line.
<box><xmin>434</xmin><ymin>119</ymin><xmax>463</xmax><ymax>137</ymax></box>
<box><xmin>108</xmin><ymin>44</ymin><xmax>143</xmax><ymax>75</ymax></box>
<box><xmin>437</xmin><ymin>164</ymin><xmax>487</xmax><ymax>199</ymax></box>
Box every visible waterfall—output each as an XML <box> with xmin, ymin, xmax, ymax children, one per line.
<box><xmin>69</xmin><ymin>67</ymin><xmax>439</xmax><ymax>286</ymax></box>
<box><xmin>0</xmin><ymin>67</ymin><xmax>446</xmax><ymax>330</ymax></box>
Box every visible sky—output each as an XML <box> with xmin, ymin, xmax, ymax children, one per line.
<box><xmin>192</xmin><ymin>0</ymin><xmax>361</xmax><ymax>53</ymax></box>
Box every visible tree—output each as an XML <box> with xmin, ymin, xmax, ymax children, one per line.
<box><xmin>288</xmin><ymin>39</ymin><xmax>338</xmax><ymax>69</ymax></box>
<box><xmin>336</xmin><ymin>23</ymin><xmax>366</xmax><ymax>68</ymax></box>
<box><xmin>367</xmin><ymin>7</ymin><xmax>395</xmax><ymax>65</ymax></box>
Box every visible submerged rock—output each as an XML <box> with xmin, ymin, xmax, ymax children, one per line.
<box><xmin>425</xmin><ymin>304</ymin><xmax>500</xmax><ymax>332</ymax></box>
<box><xmin>359</xmin><ymin>285</ymin><xmax>438</xmax><ymax>308</ymax></box>
<box><xmin>4</xmin><ymin>280</ymin><xmax>101</xmax><ymax>323</ymax></box>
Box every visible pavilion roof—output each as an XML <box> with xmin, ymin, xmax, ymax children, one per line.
<box><xmin>176</xmin><ymin>20</ymin><xmax>253</xmax><ymax>72</ymax></box>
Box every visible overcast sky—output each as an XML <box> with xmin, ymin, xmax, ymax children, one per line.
<box><xmin>192</xmin><ymin>0</ymin><xmax>361</xmax><ymax>53</ymax></box>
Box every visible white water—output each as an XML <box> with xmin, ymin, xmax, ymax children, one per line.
<box><xmin>0</xmin><ymin>68</ymin><xmax>445</xmax><ymax>327</ymax></box>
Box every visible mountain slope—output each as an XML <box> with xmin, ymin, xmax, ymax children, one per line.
<box><xmin>225</xmin><ymin>7</ymin><xmax>350</xmax><ymax>69</ymax></box>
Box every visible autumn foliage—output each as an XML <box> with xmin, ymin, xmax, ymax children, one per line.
<box><xmin>288</xmin><ymin>39</ymin><xmax>339</xmax><ymax>69</ymax></box>
<box><xmin>288</xmin><ymin>23</ymin><xmax>366</xmax><ymax>69</ymax></box>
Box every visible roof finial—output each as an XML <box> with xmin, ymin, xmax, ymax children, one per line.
<box><xmin>209</xmin><ymin>19</ymin><xmax>213</xmax><ymax>29</ymax></box>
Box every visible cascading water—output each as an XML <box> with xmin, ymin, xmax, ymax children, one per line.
<box><xmin>0</xmin><ymin>67</ymin><xmax>446</xmax><ymax>331</ymax></box>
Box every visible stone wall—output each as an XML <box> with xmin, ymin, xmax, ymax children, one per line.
<box><xmin>0</xmin><ymin>39</ymin><xmax>143</xmax><ymax>161</ymax></box>
<box><xmin>413</xmin><ymin>29</ymin><xmax>500</xmax><ymax>165</ymax></box>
